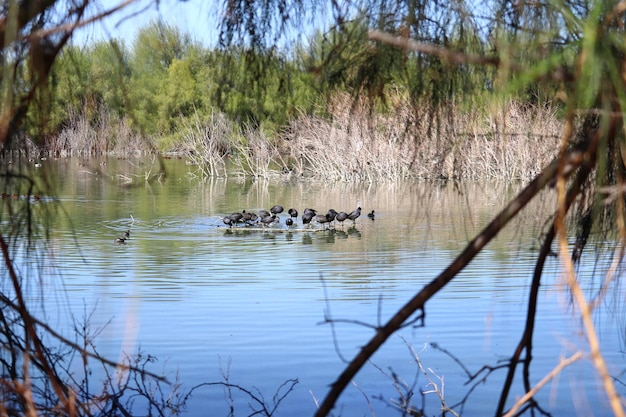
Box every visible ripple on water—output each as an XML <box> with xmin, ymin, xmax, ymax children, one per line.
<box><xmin>19</xmin><ymin>172</ymin><xmax>624</xmax><ymax>417</ymax></box>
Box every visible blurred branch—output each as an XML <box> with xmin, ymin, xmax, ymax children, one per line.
<box><xmin>314</xmin><ymin>131</ymin><xmax>595</xmax><ymax>417</ymax></box>
<box><xmin>503</xmin><ymin>351</ymin><xmax>584</xmax><ymax>417</ymax></box>
<box><xmin>29</xmin><ymin>0</ymin><xmax>139</xmax><ymax>40</ymax></box>
<box><xmin>556</xmin><ymin>127</ymin><xmax>626</xmax><ymax>417</ymax></box>
<box><xmin>368</xmin><ymin>29</ymin><xmax>574</xmax><ymax>83</ymax></box>
<box><xmin>369</xmin><ymin>29</ymin><xmax>500</xmax><ymax>67</ymax></box>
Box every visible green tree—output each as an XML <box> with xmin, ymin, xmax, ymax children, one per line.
<box><xmin>50</xmin><ymin>40</ymin><xmax>130</xmax><ymax>128</ymax></box>
<box><xmin>128</xmin><ymin>20</ymin><xmax>193</xmax><ymax>136</ymax></box>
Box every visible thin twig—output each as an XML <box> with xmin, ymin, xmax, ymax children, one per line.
<box><xmin>368</xmin><ymin>30</ymin><xmax>572</xmax><ymax>83</ymax></box>
<box><xmin>314</xmin><ymin>143</ymin><xmax>589</xmax><ymax>417</ymax></box>
<box><xmin>554</xmin><ymin>119</ymin><xmax>625</xmax><ymax>417</ymax></box>
<box><xmin>503</xmin><ymin>352</ymin><xmax>583</xmax><ymax>417</ymax></box>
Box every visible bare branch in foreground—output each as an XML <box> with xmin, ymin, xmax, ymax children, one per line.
<box><xmin>313</xmin><ymin>136</ymin><xmax>595</xmax><ymax>417</ymax></box>
<box><xmin>503</xmin><ymin>352</ymin><xmax>584</xmax><ymax>417</ymax></box>
<box><xmin>368</xmin><ymin>30</ymin><xmax>573</xmax><ymax>83</ymax></box>
<box><xmin>556</xmin><ymin>193</ymin><xmax>626</xmax><ymax>417</ymax></box>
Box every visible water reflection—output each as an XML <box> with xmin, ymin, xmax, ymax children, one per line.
<box><xmin>11</xmin><ymin>157</ymin><xmax>625</xmax><ymax>416</ymax></box>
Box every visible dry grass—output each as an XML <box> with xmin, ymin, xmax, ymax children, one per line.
<box><xmin>282</xmin><ymin>94</ymin><xmax>420</xmax><ymax>181</ymax></box>
<box><xmin>43</xmin><ymin>94</ymin><xmax>564</xmax><ymax>182</ymax></box>
<box><xmin>47</xmin><ymin>107</ymin><xmax>150</xmax><ymax>157</ymax></box>
<box><xmin>455</xmin><ymin>101</ymin><xmax>563</xmax><ymax>180</ymax></box>
<box><xmin>181</xmin><ymin>112</ymin><xmax>233</xmax><ymax>177</ymax></box>
<box><xmin>182</xmin><ymin>114</ymin><xmax>290</xmax><ymax>180</ymax></box>
<box><xmin>281</xmin><ymin>93</ymin><xmax>562</xmax><ymax>181</ymax></box>
<box><xmin>230</xmin><ymin>125</ymin><xmax>286</xmax><ymax>179</ymax></box>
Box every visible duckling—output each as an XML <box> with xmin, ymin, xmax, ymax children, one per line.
<box><xmin>367</xmin><ymin>210</ymin><xmax>375</xmax><ymax>220</ymax></box>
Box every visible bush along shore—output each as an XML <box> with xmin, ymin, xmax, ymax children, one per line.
<box><xmin>5</xmin><ymin>95</ymin><xmax>564</xmax><ymax>182</ymax></box>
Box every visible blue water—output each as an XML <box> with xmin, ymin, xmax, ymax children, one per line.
<box><xmin>14</xmin><ymin>157</ymin><xmax>626</xmax><ymax>416</ymax></box>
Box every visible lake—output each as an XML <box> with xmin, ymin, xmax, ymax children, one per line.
<box><xmin>9</xmin><ymin>156</ymin><xmax>626</xmax><ymax>416</ymax></box>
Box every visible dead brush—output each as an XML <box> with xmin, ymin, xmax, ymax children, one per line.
<box><xmin>48</xmin><ymin>107</ymin><xmax>150</xmax><ymax>157</ymax></box>
<box><xmin>52</xmin><ymin>109</ymin><xmax>98</xmax><ymax>156</ymax></box>
<box><xmin>182</xmin><ymin>112</ymin><xmax>233</xmax><ymax>177</ymax></box>
<box><xmin>230</xmin><ymin>125</ymin><xmax>285</xmax><ymax>179</ymax></box>
<box><xmin>284</xmin><ymin>95</ymin><xmax>420</xmax><ymax>181</ymax></box>
<box><xmin>283</xmin><ymin>93</ymin><xmax>563</xmax><ymax>181</ymax></box>
<box><xmin>454</xmin><ymin>100</ymin><xmax>562</xmax><ymax>180</ymax></box>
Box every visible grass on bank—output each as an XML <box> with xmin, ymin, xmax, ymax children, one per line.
<box><xmin>31</xmin><ymin>94</ymin><xmax>563</xmax><ymax>182</ymax></box>
<box><xmin>176</xmin><ymin>94</ymin><xmax>563</xmax><ymax>181</ymax></box>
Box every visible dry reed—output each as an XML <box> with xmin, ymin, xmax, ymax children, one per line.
<box><xmin>181</xmin><ymin>112</ymin><xmax>233</xmax><ymax>177</ymax></box>
<box><xmin>47</xmin><ymin>107</ymin><xmax>150</xmax><ymax>157</ymax></box>
<box><xmin>230</xmin><ymin>125</ymin><xmax>285</xmax><ymax>179</ymax></box>
<box><xmin>41</xmin><ymin>94</ymin><xmax>564</xmax><ymax>183</ymax></box>
<box><xmin>281</xmin><ymin>93</ymin><xmax>563</xmax><ymax>181</ymax></box>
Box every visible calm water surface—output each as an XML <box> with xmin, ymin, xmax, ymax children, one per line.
<box><xmin>19</xmin><ymin>157</ymin><xmax>626</xmax><ymax>416</ymax></box>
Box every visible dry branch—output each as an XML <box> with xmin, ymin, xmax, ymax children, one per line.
<box><xmin>503</xmin><ymin>352</ymin><xmax>584</xmax><ymax>417</ymax></box>
<box><xmin>368</xmin><ymin>30</ymin><xmax>573</xmax><ymax>83</ymax></box>
<box><xmin>557</xmin><ymin>187</ymin><xmax>625</xmax><ymax>417</ymax></box>
<box><xmin>313</xmin><ymin>131</ymin><xmax>597</xmax><ymax>417</ymax></box>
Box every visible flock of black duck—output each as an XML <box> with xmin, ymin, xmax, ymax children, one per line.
<box><xmin>221</xmin><ymin>205</ymin><xmax>370</xmax><ymax>229</ymax></box>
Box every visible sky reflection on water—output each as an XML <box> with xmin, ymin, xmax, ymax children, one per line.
<box><xmin>15</xmin><ymin>157</ymin><xmax>626</xmax><ymax>416</ymax></box>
